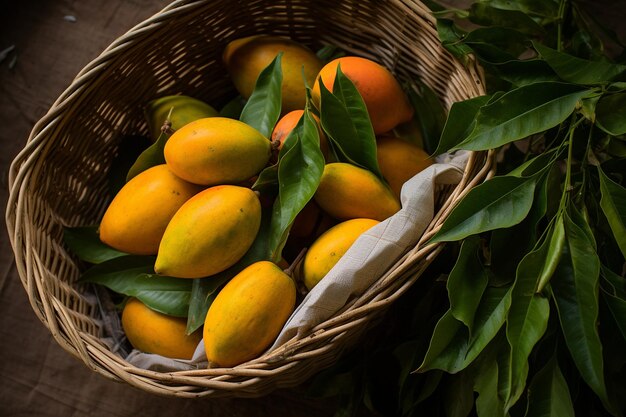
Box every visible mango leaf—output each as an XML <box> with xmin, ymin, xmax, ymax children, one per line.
<box><xmin>453</xmin><ymin>82</ymin><xmax>590</xmax><ymax>151</ymax></box>
<box><xmin>485</xmin><ymin>59</ymin><xmax>559</xmax><ymax>88</ymax></box>
<box><xmin>525</xmin><ymin>355</ymin><xmax>575</xmax><ymax>417</ymax></box>
<box><xmin>596</xmin><ymin>92</ymin><xmax>626</xmax><ymax>136</ymax></box>
<box><xmin>448</xmin><ymin>236</ymin><xmax>489</xmax><ymax>333</ymax></box>
<box><xmin>534</xmin><ymin>42</ymin><xmax>626</xmax><ymax>85</ymax></box>
<box><xmin>418</xmin><ymin>286</ymin><xmax>512</xmax><ymax>374</ymax></box>
<box><xmin>535</xmin><ymin>215</ymin><xmax>565</xmax><ymax>293</ymax></box>
<box><xmin>63</xmin><ymin>226</ymin><xmax>127</xmax><ymax>264</ymax></box>
<box><xmin>430</xmin><ymin>175</ymin><xmax>537</xmax><ymax>243</ymax></box>
<box><xmin>484</xmin><ymin>0</ymin><xmax>559</xmax><ymax>19</ymax></box>
<box><xmin>551</xmin><ymin>210</ymin><xmax>613</xmax><ymax>413</ymax></box>
<box><xmin>435</xmin><ymin>94</ymin><xmax>492</xmax><ymax>155</ymax></box>
<box><xmin>406</xmin><ymin>82</ymin><xmax>448</xmax><ymax>155</ymax></box>
<box><xmin>600</xmin><ymin>265</ymin><xmax>626</xmax><ymax>342</ymax></box>
<box><xmin>318</xmin><ymin>67</ymin><xmax>382</xmax><ymax>179</ymax></box>
<box><xmin>598</xmin><ymin>165</ymin><xmax>626</xmax><ymax>259</ymax></box>
<box><xmin>316</xmin><ymin>44</ymin><xmax>346</xmax><ymax>62</ymax></box>
<box><xmin>268</xmin><ymin>108</ymin><xmax>325</xmax><ymax>262</ymax></box>
<box><xmin>80</xmin><ymin>255</ymin><xmax>191</xmax><ymax>317</ymax></box>
<box><xmin>469</xmin><ymin>3</ymin><xmax>546</xmax><ymax>36</ymax></box>
<box><xmin>252</xmin><ymin>162</ymin><xmax>279</xmax><ymax>195</ymax></box>
<box><xmin>464</xmin><ymin>27</ymin><xmax>529</xmax><ymax>64</ymax></box>
<box><xmin>185</xmin><ymin>206</ymin><xmax>273</xmax><ymax>333</ymax></box>
<box><xmin>473</xmin><ymin>342</ymin><xmax>508</xmax><ymax>417</ymax></box>
<box><xmin>219</xmin><ymin>95</ymin><xmax>246</xmax><ymax>119</ymax></box>
<box><xmin>240</xmin><ymin>52</ymin><xmax>283</xmax><ymax>138</ymax></box>
<box><xmin>126</xmin><ymin>129</ymin><xmax>170</xmax><ymax>181</ymax></box>
<box><xmin>505</xmin><ymin>225</ymin><xmax>554</xmax><ymax>409</ymax></box>
<box><xmin>436</xmin><ymin>19</ymin><xmax>472</xmax><ymax>63</ymax></box>
<box><xmin>443</xmin><ymin>372</ymin><xmax>475</xmax><ymax>417</ymax></box>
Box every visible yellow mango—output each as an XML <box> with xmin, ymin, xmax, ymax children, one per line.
<box><xmin>223</xmin><ymin>35</ymin><xmax>324</xmax><ymax>113</ymax></box>
<box><xmin>122</xmin><ymin>298</ymin><xmax>202</xmax><ymax>359</ymax></box>
<box><xmin>314</xmin><ymin>162</ymin><xmax>401</xmax><ymax>221</ymax></box>
<box><xmin>99</xmin><ymin>164</ymin><xmax>202</xmax><ymax>255</ymax></box>
<box><xmin>164</xmin><ymin>117</ymin><xmax>271</xmax><ymax>186</ymax></box>
<box><xmin>203</xmin><ymin>261</ymin><xmax>296</xmax><ymax>367</ymax></box>
<box><xmin>377</xmin><ymin>135</ymin><xmax>433</xmax><ymax>199</ymax></box>
<box><xmin>145</xmin><ymin>95</ymin><xmax>218</xmax><ymax>141</ymax></box>
<box><xmin>155</xmin><ymin>185</ymin><xmax>261</xmax><ymax>278</ymax></box>
<box><xmin>303</xmin><ymin>218</ymin><xmax>380</xmax><ymax>290</ymax></box>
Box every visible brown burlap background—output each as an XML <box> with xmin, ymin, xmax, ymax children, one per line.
<box><xmin>0</xmin><ymin>1</ymin><xmax>341</xmax><ymax>415</ymax></box>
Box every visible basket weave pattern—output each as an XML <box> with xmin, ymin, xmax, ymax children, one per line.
<box><xmin>6</xmin><ymin>0</ymin><xmax>492</xmax><ymax>397</ymax></box>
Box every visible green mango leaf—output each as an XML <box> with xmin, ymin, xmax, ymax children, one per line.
<box><xmin>251</xmin><ymin>162</ymin><xmax>279</xmax><ymax>195</ymax></box>
<box><xmin>596</xmin><ymin>92</ymin><xmax>626</xmax><ymax>136</ymax></box>
<box><xmin>600</xmin><ymin>265</ymin><xmax>626</xmax><ymax>342</ymax></box>
<box><xmin>418</xmin><ymin>286</ymin><xmax>512</xmax><ymax>374</ymax></box>
<box><xmin>316</xmin><ymin>44</ymin><xmax>346</xmax><ymax>62</ymax></box>
<box><xmin>473</xmin><ymin>344</ymin><xmax>508</xmax><ymax>417</ymax></box>
<box><xmin>598</xmin><ymin>165</ymin><xmax>626</xmax><ymax>259</ymax></box>
<box><xmin>406</xmin><ymin>82</ymin><xmax>448</xmax><ymax>155</ymax></box>
<box><xmin>551</xmin><ymin>210</ymin><xmax>613</xmax><ymax>412</ymax></box>
<box><xmin>108</xmin><ymin>135</ymin><xmax>151</xmax><ymax>195</ymax></box>
<box><xmin>240</xmin><ymin>52</ymin><xmax>283</xmax><ymax>138</ymax></box>
<box><xmin>443</xmin><ymin>372</ymin><xmax>475</xmax><ymax>417</ymax></box>
<box><xmin>534</xmin><ymin>42</ymin><xmax>626</xmax><ymax>85</ymax></box>
<box><xmin>469</xmin><ymin>3</ymin><xmax>546</xmax><ymax>36</ymax></box>
<box><xmin>318</xmin><ymin>66</ymin><xmax>382</xmax><ymax>179</ymax></box>
<box><xmin>448</xmin><ymin>236</ymin><xmax>489</xmax><ymax>333</ymax></box>
<box><xmin>580</xmin><ymin>93</ymin><xmax>602</xmax><ymax>123</ymax></box>
<box><xmin>185</xmin><ymin>206</ymin><xmax>273</xmax><ymax>333</ymax></box>
<box><xmin>507</xmin><ymin>147</ymin><xmax>560</xmax><ymax>178</ymax></box>
<box><xmin>536</xmin><ymin>215</ymin><xmax>565</xmax><ymax>293</ymax></box>
<box><xmin>485</xmin><ymin>59</ymin><xmax>560</xmax><ymax>88</ymax></box>
<box><xmin>435</xmin><ymin>94</ymin><xmax>492</xmax><ymax>155</ymax></box>
<box><xmin>80</xmin><ymin>255</ymin><xmax>191</xmax><ymax>317</ymax></box>
<box><xmin>436</xmin><ymin>19</ymin><xmax>472</xmax><ymax>63</ymax></box>
<box><xmin>126</xmin><ymin>129</ymin><xmax>170</xmax><ymax>181</ymax></box>
<box><xmin>63</xmin><ymin>226</ymin><xmax>127</xmax><ymax>264</ymax></box>
<box><xmin>505</xmin><ymin>224</ymin><xmax>554</xmax><ymax>409</ymax></box>
<box><xmin>219</xmin><ymin>95</ymin><xmax>246</xmax><ymax>119</ymax></box>
<box><xmin>268</xmin><ymin>108</ymin><xmax>325</xmax><ymax>262</ymax></box>
<box><xmin>525</xmin><ymin>355</ymin><xmax>575</xmax><ymax>417</ymax></box>
<box><xmin>484</xmin><ymin>0</ymin><xmax>559</xmax><ymax>19</ymax></box>
<box><xmin>430</xmin><ymin>175</ymin><xmax>537</xmax><ymax>243</ymax></box>
<box><xmin>454</xmin><ymin>82</ymin><xmax>590</xmax><ymax>151</ymax></box>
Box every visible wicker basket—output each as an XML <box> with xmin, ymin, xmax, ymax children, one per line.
<box><xmin>6</xmin><ymin>0</ymin><xmax>493</xmax><ymax>398</ymax></box>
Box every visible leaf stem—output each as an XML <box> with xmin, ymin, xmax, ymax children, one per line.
<box><xmin>559</xmin><ymin>115</ymin><xmax>584</xmax><ymax>210</ymax></box>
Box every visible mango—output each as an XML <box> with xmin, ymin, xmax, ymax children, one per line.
<box><xmin>155</xmin><ymin>185</ymin><xmax>261</xmax><ymax>278</ymax></box>
<box><xmin>99</xmin><ymin>164</ymin><xmax>203</xmax><ymax>255</ymax></box>
<box><xmin>303</xmin><ymin>218</ymin><xmax>380</xmax><ymax>290</ymax></box>
<box><xmin>122</xmin><ymin>297</ymin><xmax>202</xmax><ymax>359</ymax></box>
<box><xmin>164</xmin><ymin>117</ymin><xmax>271</xmax><ymax>186</ymax></box>
<box><xmin>203</xmin><ymin>261</ymin><xmax>296</xmax><ymax>367</ymax></box>
<box><xmin>271</xmin><ymin>110</ymin><xmax>329</xmax><ymax>162</ymax></box>
<box><xmin>377</xmin><ymin>135</ymin><xmax>433</xmax><ymax>199</ymax></box>
<box><xmin>145</xmin><ymin>95</ymin><xmax>218</xmax><ymax>141</ymax></box>
<box><xmin>223</xmin><ymin>35</ymin><xmax>324</xmax><ymax>113</ymax></box>
<box><xmin>314</xmin><ymin>162</ymin><xmax>401</xmax><ymax>221</ymax></box>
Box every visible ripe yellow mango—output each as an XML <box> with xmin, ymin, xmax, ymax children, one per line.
<box><xmin>145</xmin><ymin>95</ymin><xmax>218</xmax><ymax>141</ymax></box>
<box><xmin>99</xmin><ymin>164</ymin><xmax>202</xmax><ymax>255</ymax></box>
<box><xmin>377</xmin><ymin>135</ymin><xmax>433</xmax><ymax>199</ymax></box>
<box><xmin>164</xmin><ymin>117</ymin><xmax>271</xmax><ymax>186</ymax></box>
<box><xmin>303</xmin><ymin>218</ymin><xmax>380</xmax><ymax>290</ymax></box>
<box><xmin>223</xmin><ymin>35</ymin><xmax>324</xmax><ymax>113</ymax></box>
<box><xmin>122</xmin><ymin>298</ymin><xmax>202</xmax><ymax>359</ymax></box>
<box><xmin>155</xmin><ymin>185</ymin><xmax>261</xmax><ymax>278</ymax></box>
<box><xmin>314</xmin><ymin>162</ymin><xmax>401</xmax><ymax>221</ymax></box>
<box><xmin>203</xmin><ymin>261</ymin><xmax>296</xmax><ymax>367</ymax></box>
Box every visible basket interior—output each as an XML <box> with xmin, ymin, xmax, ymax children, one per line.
<box><xmin>11</xmin><ymin>0</ymin><xmax>484</xmax><ymax>380</ymax></box>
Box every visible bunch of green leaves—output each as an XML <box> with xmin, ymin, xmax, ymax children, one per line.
<box><xmin>304</xmin><ymin>1</ymin><xmax>626</xmax><ymax>416</ymax></box>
